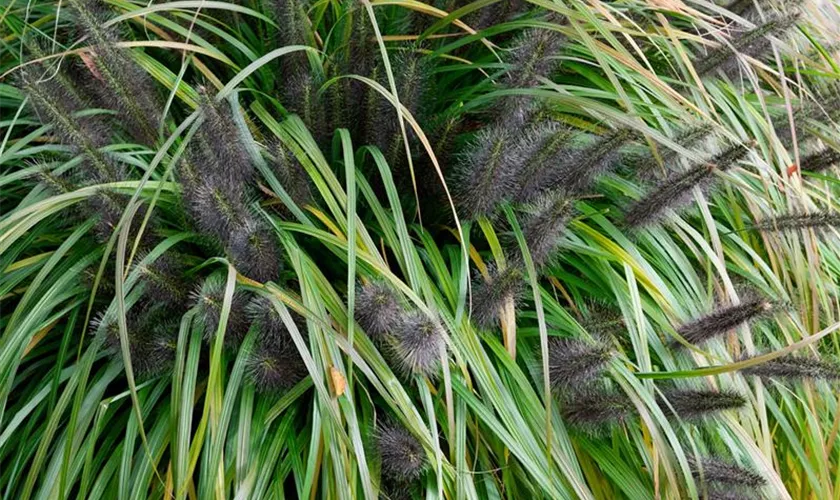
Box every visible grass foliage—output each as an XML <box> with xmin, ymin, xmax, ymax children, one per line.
<box><xmin>2</xmin><ymin>0</ymin><xmax>840</xmax><ymax>498</ymax></box>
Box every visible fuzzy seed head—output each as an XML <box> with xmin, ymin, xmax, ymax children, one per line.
<box><xmin>247</xmin><ymin>296</ymin><xmax>307</xmax><ymax>347</ymax></box>
<box><xmin>561</xmin><ymin>389</ymin><xmax>635</xmax><ymax>434</ymax></box>
<box><xmin>675</xmin><ymin>296</ymin><xmax>776</xmax><ymax>347</ymax></box>
<box><xmin>376</xmin><ymin>422</ymin><xmax>426</xmax><ymax>483</ymax></box>
<box><xmin>137</xmin><ymin>253</ymin><xmax>190</xmax><ymax>306</ymax></box>
<box><xmin>271</xmin><ymin>142</ymin><xmax>313</xmax><ymax>208</ymax></box>
<box><xmin>247</xmin><ymin>335</ymin><xmax>308</xmax><ymax>393</ymax></box>
<box><xmin>741</xmin><ymin>354</ymin><xmax>840</xmax><ymax>382</ymax></box>
<box><xmin>469</xmin><ymin>265</ymin><xmax>524</xmax><ymax>330</ymax></box>
<box><xmin>547</xmin><ymin>338</ymin><xmax>612</xmax><ymax>392</ymax></box>
<box><xmin>800</xmin><ymin>147</ymin><xmax>840</xmax><ymax>173</ymax></box>
<box><xmin>753</xmin><ymin>211</ymin><xmax>840</xmax><ymax>233</ymax></box>
<box><xmin>513</xmin><ymin>193</ymin><xmax>574</xmax><ymax>269</ymax></box>
<box><xmin>391</xmin><ymin>312</ymin><xmax>445</xmax><ymax>378</ymax></box>
<box><xmin>658</xmin><ymin>389</ymin><xmax>746</xmax><ymax>421</ymax></box>
<box><xmin>227</xmin><ymin>220</ymin><xmax>283</xmax><ymax>283</ymax></box>
<box><xmin>513</xmin><ymin>122</ymin><xmax>575</xmax><ymax>204</ymax></box>
<box><xmin>356</xmin><ymin>281</ymin><xmax>403</xmax><ymax>340</ymax></box>
<box><xmin>548</xmin><ymin>129</ymin><xmax>636</xmax><ymax>196</ymax></box>
<box><xmin>696</xmin><ymin>14</ymin><xmax>801</xmax><ymax>78</ymax></box>
<box><xmin>625</xmin><ymin>142</ymin><xmax>750</xmax><ymax>228</ymax></box>
<box><xmin>100</xmin><ymin>304</ymin><xmax>179</xmax><ymax>379</ymax></box>
<box><xmin>452</xmin><ymin>126</ymin><xmax>519</xmax><ymax>219</ymax></box>
<box><xmin>688</xmin><ymin>456</ymin><xmax>767</xmax><ymax>489</ymax></box>
<box><xmin>193</xmin><ymin>275</ymin><xmax>251</xmax><ymax>349</ymax></box>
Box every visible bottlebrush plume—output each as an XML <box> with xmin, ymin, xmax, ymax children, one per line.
<box><xmin>187</xmin><ymin>182</ymin><xmax>251</xmax><ymax>241</ymax></box>
<box><xmin>740</xmin><ymin>354</ymin><xmax>840</xmax><ymax>382</ymax></box>
<box><xmin>548</xmin><ymin>129</ymin><xmax>636</xmax><ymax>197</ymax></box>
<box><xmin>674</xmin><ymin>296</ymin><xmax>776</xmax><ymax>347</ymax></box>
<box><xmin>226</xmin><ymin>219</ymin><xmax>283</xmax><ymax>283</ymax></box>
<box><xmin>86</xmin><ymin>190</ymin><xmax>153</xmax><ymax>245</ymax></box>
<box><xmin>19</xmin><ymin>69</ymin><xmax>120</xmax><ymax>183</ymax></box>
<box><xmin>623</xmin><ymin>124</ymin><xmax>714</xmax><ymax>180</ymax></box>
<box><xmin>247</xmin><ymin>335</ymin><xmax>308</xmax><ymax>393</ymax></box>
<box><xmin>688</xmin><ymin>456</ymin><xmax>766</xmax><ymax>488</ymax></box>
<box><xmin>695</xmin><ymin>14</ymin><xmax>801</xmax><ymax>78</ymax></box>
<box><xmin>247</xmin><ymin>296</ymin><xmax>307</xmax><ymax>346</ymax></box>
<box><xmin>547</xmin><ymin>338</ymin><xmax>612</xmax><ymax>391</ymax></box>
<box><xmin>498</xmin><ymin>28</ymin><xmax>566</xmax><ymax>124</ymax></box>
<box><xmin>469</xmin><ymin>265</ymin><xmax>523</xmax><ymax>330</ymax></box>
<box><xmin>270</xmin><ymin>142</ymin><xmax>313</xmax><ymax>208</ymax></box>
<box><xmin>452</xmin><ymin>126</ymin><xmax>519</xmax><ymax>218</ymax></box>
<box><xmin>194</xmin><ymin>93</ymin><xmax>255</xmax><ymax>187</ymax></box>
<box><xmin>365</xmin><ymin>50</ymin><xmax>430</xmax><ymax>173</ymax></box>
<box><xmin>282</xmin><ymin>71</ymin><xmax>327</xmax><ymax>141</ymax></box>
<box><xmin>271</xmin><ymin>0</ymin><xmax>310</xmax><ymax>77</ymax></box>
<box><xmin>193</xmin><ymin>275</ymin><xmax>252</xmax><ymax>349</ymax></box>
<box><xmin>800</xmin><ymin>147</ymin><xmax>840</xmax><ymax>173</ymax></box>
<box><xmin>512</xmin><ymin>192</ymin><xmax>574</xmax><ymax>269</ymax></box>
<box><xmin>561</xmin><ymin>388</ymin><xmax>636</xmax><ymax>435</ymax></box>
<box><xmin>624</xmin><ymin>142</ymin><xmax>750</xmax><ymax>228</ymax></box>
<box><xmin>752</xmin><ymin>211</ymin><xmax>840</xmax><ymax>232</ymax></box>
<box><xmin>355</xmin><ymin>281</ymin><xmax>404</xmax><ymax>341</ymax></box>
<box><xmin>376</xmin><ymin>421</ymin><xmax>427</xmax><ymax>483</ymax></box>
<box><xmin>512</xmin><ymin>122</ymin><xmax>575</xmax><ymax>204</ymax></box>
<box><xmin>658</xmin><ymin>389</ymin><xmax>746</xmax><ymax>421</ymax></box>
<box><xmin>67</xmin><ymin>0</ymin><xmax>161</xmax><ymax>145</ymax></box>
<box><xmin>461</xmin><ymin>0</ymin><xmax>527</xmax><ymax>30</ymax></box>
<box><xmin>136</xmin><ymin>252</ymin><xmax>190</xmax><ymax>306</ymax></box>
<box><xmin>391</xmin><ymin>311</ymin><xmax>445</xmax><ymax>378</ymax></box>
<box><xmin>101</xmin><ymin>305</ymin><xmax>179</xmax><ymax>379</ymax></box>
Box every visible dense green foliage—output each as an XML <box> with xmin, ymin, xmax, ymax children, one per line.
<box><xmin>2</xmin><ymin>0</ymin><xmax>840</xmax><ymax>498</ymax></box>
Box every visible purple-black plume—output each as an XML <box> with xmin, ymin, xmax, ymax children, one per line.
<box><xmin>658</xmin><ymin>388</ymin><xmax>746</xmax><ymax>421</ymax></box>
<box><xmin>469</xmin><ymin>265</ymin><xmax>523</xmax><ymax>330</ymax></box>
<box><xmin>673</xmin><ymin>295</ymin><xmax>776</xmax><ymax>347</ymax></box>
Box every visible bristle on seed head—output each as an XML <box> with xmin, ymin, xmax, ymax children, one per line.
<box><xmin>193</xmin><ymin>275</ymin><xmax>251</xmax><ymax>349</ymax></box>
<box><xmin>740</xmin><ymin>354</ymin><xmax>840</xmax><ymax>382</ymax></box>
<box><xmin>547</xmin><ymin>338</ymin><xmax>612</xmax><ymax>391</ymax></box>
<box><xmin>688</xmin><ymin>455</ymin><xmax>767</xmax><ymax>489</ymax></box>
<box><xmin>673</xmin><ymin>296</ymin><xmax>776</xmax><ymax>347</ymax></box>
<box><xmin>376</xmin><ymin>421</ymin><xmax>426</xmax><ymax>483</ymax></box>
<box><xmin>658</xmin><ymin>389</ymin><xmax>746</xmax><ymax>421</ymax></box>
<box><xmin>561</xmin><ymin>388</ymin><xmax>635</xmax><ymax>435</ymax></box>
<box><xmin>356</xmin><ymin>281</ymin><xmax>404</xmax><ymax>340</ymax></box>
<box><xmin>469</xmin><ymin>265</ymin><xmax>523</xmax><ymax>330</ymax></box>
<box><xmin>391</xmin><ymin>311</ymin><xmax>445</xmax><ymax>378</ymax></box>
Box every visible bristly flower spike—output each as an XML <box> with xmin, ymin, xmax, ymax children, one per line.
<box><xmin>752</xmin><ymin>211</ymin><xmax>840</xmax><ymax>233</ymax></box>
<box><xmin>270</xmin><ymin>142</ymin><xmax>313</xmax><ymax>208</ymax></box>
<box><xmin>192</xmin><ymin>275</ymin><xmax>251</xmax><ymax>349</ymax></box>
<box><xmin>688</xmin><ymin>455</ymin><xmax>767</xmax><ymax>489</ymax></box>
<box><xmin>497</xmin><ymin>27</ymin><xmax>566</xmax><ymax>125</ymax></box>
<box><xmin>673</xmin><ymin>295</ymin><xmax>776</xmax><ymax>347</ymax></box>
<box><xmin>800</xmin><ymin>147</ymin><xmax>840</xmax><ymax>173</ymax></box>
<box><xmin>355</xmin><ymin>281</ymin><xmax>404</xmax><ymax>341</ymax></box>
<box><xmin>561</xmin><ymin>388</ymin><xmax>636</xmax><ymax>435</ymax></box>
<box><xmin>67</xmin><ymin>0</ymin><xmax>162</xmax><ymax>145</ymax></box>
<box><xmin>376</xmin><ymin>421</ymin><xmax>427</xmax><ymax>483</ymax></box>
<box><xmin>695</xmin><ymin>13</ymin><xmax>802</xmax><ymax>79</ymax></box>
<box><xmin>547</xmin><ymin>338</ymin><xmax>612</xmax><ymax>392</ymax></box>
<box><xmin>658</xmin><ymin>389</ymin><xmax>746</xmax><ymax>421</ymax></box>
<box><xmin>740</xmin><ymin>354</ymin><xmax>840</xmax><ymax>382</ymax></box>
<box><xmin>624</xmin><ymin>142</ymin><xmax>751</xmax><ymax>228</ymax></box>
<box><xmin>548</xmin><ymin>128</ymin><xmax>637</xmax><ymax>196</ymax></box>
<box><xmin>469</xmin><ymin>265</ymin><xmax>523</xmax><ymax>330</ymax></box>
<box><xmin>391</xmin><ymin>311</ymin><xmax>445</xmax><ymax>378</ymax></box>
<box><xmin>247</xmin><ymin>296</ymin><xmax>306</xmax><ymax>347</ymax></box>
<box><xmin>511</xmin><ymin>192</ymin><xmax>575</xmax><ymax>269</ymax></box>
<box><xmin>247</xmin><ymin>335</ymin><xmax>308</xmax><ymax>393</ymax></box>
<box><xmin>452</xmin><ymin>126</ymin><xmax>519</xmax><ymax>219</ymax></box>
